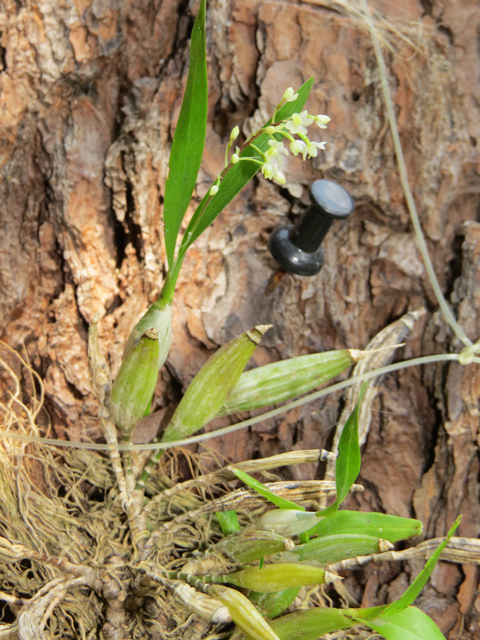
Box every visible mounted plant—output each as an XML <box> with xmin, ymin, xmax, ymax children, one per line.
<box><xmin>0</xmin><ymin>1</ymin><xmax>479</xmax><ymax>640</ymax></box>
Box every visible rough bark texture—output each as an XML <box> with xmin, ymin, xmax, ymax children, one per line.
<box><xmin>1</xmin><ymin>0</ymin><xmax>479</xmax><ymax>638</ymax></box>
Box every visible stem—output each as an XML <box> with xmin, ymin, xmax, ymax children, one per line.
<box><xmin>99</xmin><ymin>416</ymin><xmax>144</xmax><ymax>537</ymax></box>
<box><xmin>157</xmin><ymin>245</ymin><xmax>189</xmax><ymax>305</ymax></box>
<box><xmin>360</xmin><ymin>0</ymin><xmax>472</xmax><ymax>348</ymax></box>
<box><xmin>8</xmin><ymin>354</ymin><xmax>459</xmax><ymax>453</ymax></box>
<box><xmin>167</xmin><ymin>118</ymin><xmax>289</xmax><ymax>282</ymax></box>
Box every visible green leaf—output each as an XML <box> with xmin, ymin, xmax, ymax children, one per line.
<box><xmin>306</xmin><ymin>510</ymin><xmax>423</xmax><ymax>542</ymax></box>
<box><xmin>163</xmin><ymin>0</ymin><xmax>207</xmax><ymax>269</ymax></box>
<box><xmin>266</xmin><ymin>605</ymin><xmax>445</xmax><ymax>640</ymax></box>
<box><xmin>355</xmin><ymin>606</ymin><xmax>445</xmax><ymax>640</ymax></box>
<box><xmin>267</xmin><ymin>607</ymin><xmax>354</xmax><ymax>640</ymax></box>
<box><xmin>380</xmin><ymin>516</ymin><xmax>461</xmax><ymax>616</ymax></box>
<box><xmin>231</xmin><ymin>467</ymin><xmax>303</xmax><ymax>511</ymax></box>
<box><xmin>216</xmin><ymin>510</ymin><xmax>241</xmax><ymax>535</ymax></box>
<box><xmin>308</xmin><ymin>384</ymin><xmax>365</xmax><ymax>524</ymax></box>
<box><xmin>249</xmin><ymin>588</ymin><xmax>301</xmax><ymax>619</ymax></box>
<box><xmin>333</xmin><ymin>383</ymin><xmax>365</xmax><ymax>507</ymax></box>
<box><xmin>181</xmin><ymin>78</ymin><xmax>314</xmax><ymax>252</ymax></box>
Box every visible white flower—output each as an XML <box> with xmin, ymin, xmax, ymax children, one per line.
<box><xmin>282</xmin><ymin>87</ymin><xmax>299</xmax><ymax>103</ymax></box>
<box><xmin>260</xmin><ymin>159</ymin><xmax>287</xmax><ymax>185</ymax></box>
<box><xmin>313</xmin><ymin>115</ymin><xmax>331</xmax><ymax>129</ymax></box>
<box><xmin>303</xmin><ymin>140</ymin><xmax>327</xmax><ymax>159</ymax></box>
<box><xmin>266</xmin><ymin>139</ymin><xmax>289</xmax><ymax>158</ymax></box>
<box><xmin>261</xmin><ymin>162</ymin><xmax>278</xmax><ymax>179</ymax></box>
<box><xmin>290</xmin><ymin>139</ymin><xmax>307</xmax><ymax>156</ymax></box>
<box><xmin>284</xmin><ymin>111</ymin><xmax>313</xmax><ymax>136</ymax></box>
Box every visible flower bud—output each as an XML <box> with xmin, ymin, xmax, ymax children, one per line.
<box><xmin>230</xmin><ymin>125</ymin><xmax>240</xmax><ymax>140</ymax></box>
<box><xmin>110</xmin><ymin>327</ymin><xmax>160</xmax><ymax>435</ymax></box>
<box><xmin>282</xmin><ymin>87</ymin><xmax>299</xmax><ymax>103</ymax></box>
<box><xmin>314</xmin><ymin>114</ymin><xmax>331</xmax><ymax>128</ymax></box>
<box><xmin>209</xmin><ymin>184</ymin><xmax>219</xmax><ymax>196</ymax></box>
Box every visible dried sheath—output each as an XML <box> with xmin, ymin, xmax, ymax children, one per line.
<box><xmin>173</xmin><ymin>583</ymin><xmax>231</xmax><ymax>624</ymax></box>
<box><xmin>207</xmin><ymin>585</ymin><xmax>281</xmax><ymax>640</ymax></box>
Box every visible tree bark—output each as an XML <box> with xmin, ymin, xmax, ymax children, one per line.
<box><xmin>1</xmin><ymin>0</ymin><xmax>479</xmax><ymax>638</ymax></box>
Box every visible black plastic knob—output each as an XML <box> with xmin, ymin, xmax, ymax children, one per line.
<box><xmin>268</xmin><ymin>179</ymin><xmax>355</xmax><ymax>276</ymax></box>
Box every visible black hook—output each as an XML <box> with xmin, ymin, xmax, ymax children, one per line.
<box><xmin>268</xmin><ymin>179</ymin><xmax>355</xmax><ymax>276</ymax></box>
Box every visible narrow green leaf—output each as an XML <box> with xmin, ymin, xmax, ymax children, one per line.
<box><xmin>379</xmin><ymin>516</ymin><xmax>461</xmax><ymax>617</ymax></box>
<box><xmin>163</xmin><ymin>0</ymin><xmax>207</xmax><ymax>268</ymax></box>
<box><xmin>306</xmin><ymin>510</ymin><xmax>423</xmax><ymax>542</ymax></box>
<box><xmin>334</xmin><ymin>383</ymin><xmax>365</xmax><ymax>507</ymax></box>
<box><xmin>181</xmin><ymin>78</ymin><xmax>314</xmax><ymax>252</ymax></box>
<box><xmin>355</xmin><ymin>606</ymin><xmax>445</xmax><ymax>640</ymax></box>
<box><xmin>306</xmin><ymin>384</ymin><xmax>365</xmax><ymax>527</ymax></box>
<box><xmin>216</xmin><ymin>511</ymin><xmax>241</xmax><ymax>535</ymax></box>
<box><xmin>231</xmin><ymin>468</ymin><xmax>302</xmax><ymax>511</ymax></box>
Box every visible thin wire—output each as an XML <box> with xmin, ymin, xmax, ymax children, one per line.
<box><xmin>0</xmin><ymin>354</ymin><xmax>458</xmax><ymax>452</ymax></box>
<box><xmin>360</xmin><ymin>0</ymin><xmax>473</xmax><ymax>348</ymax></box>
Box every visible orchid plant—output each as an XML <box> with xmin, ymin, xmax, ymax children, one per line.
<box><xmin>0</xmin><ymin>1</ymin><xmax>475</xmax><ymax>639</ymax></box>
<box><xmin>96</xmin><ymin>2</ymin><xmax>464</xmax><ymax>639</ymax></box>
